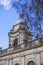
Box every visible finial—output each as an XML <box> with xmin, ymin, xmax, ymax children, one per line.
<box><xmin>19</xmin><ymin>11</ymin><xmax>24</xmax><ymax>19</ymax></box>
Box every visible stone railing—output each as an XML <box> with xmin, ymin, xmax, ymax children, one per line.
<box><xmin>0</xmin><ymin>38</ymin><xmax>43</xmax><ymax>56</ymax></box>
<box><xmin>0</xmin><ymin>48</ymin><xmax>8</xmax><ymax>55</ymax></box>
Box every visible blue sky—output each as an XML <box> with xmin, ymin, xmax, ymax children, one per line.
<box><xmin>0</xmin><ymin>5</ymin><xmax>19</xmax><ymax>49</ymax></box>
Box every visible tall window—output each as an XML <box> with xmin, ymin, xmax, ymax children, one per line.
<box><xmin>27</xmin><ymin>61</ymin><xmax>35</xmax><ymax>65</ymax></box>
<box><xmin>15</xmin><ymin>63</ymin><xmax>20</xmax><ymax>65</ymax></box>
<box><xmin>13</xmin><ymin>38</ymin><xmax>18</xmax><ymax>47</ymax></box>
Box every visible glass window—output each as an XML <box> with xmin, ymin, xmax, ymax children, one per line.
<box><xmin>13</xmin><ymin>38</ymin><xmax>18</xmax><ymax>47</ymax></box>
<box><xmin>27</xmin><ymin>61</ymin><xmax>35</xmax><ymax>65</ymax></box>
<box><xmin>15</xmin><ymin>63</ymin><xmax>20</xmax><ymax>65</ymax></box>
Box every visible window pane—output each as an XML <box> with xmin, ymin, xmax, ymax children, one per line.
<box><xmin>13</xmin><ymin>38</ymin><xmax>18</xmax><ymax>46</ymax></box>
<box><xmin>15</xmin><ymin>63</ymin><xmax>20</xmax><ymax>65</ymax></box>
<box><xmin>27</xmin><ymin>61</ymin><xmax>35</xmax><ymax>65</ymax></box>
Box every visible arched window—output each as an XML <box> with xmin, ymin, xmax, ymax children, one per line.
<box><xmin>27</xmin><ymin>61</ymin><xmax>35</xmax><ymax>65</ymax></box>
<box><xmin>13</xmin><ymin>38</ymin><xmax>18</xmax><ymax>47</ymax></box>
<box><xmin>9</xmin><ymin>44</ymin><xmax>11</xmax><ymax>48</ymax></box>
<box><xmin>15</xmin><ymin>63</ymin><xmax>20</xmax><ymax>65</ymax></box>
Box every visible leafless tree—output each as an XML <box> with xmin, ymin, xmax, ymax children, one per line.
<box><xmin>12</xmin><ymin>0</ymin><xmax>43</xmax><ymax>39</ymax></box>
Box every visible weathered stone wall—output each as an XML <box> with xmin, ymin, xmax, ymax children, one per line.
<box><xmin>0</xmin><ymin>46</ymin><xmax>43</xmax><ymax>65</ymax></box>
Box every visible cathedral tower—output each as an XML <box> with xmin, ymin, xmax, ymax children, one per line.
<box><xmin>8</xmin><ymin>18</ymin><xmax>33</xmax><ymax>49</ymax></box>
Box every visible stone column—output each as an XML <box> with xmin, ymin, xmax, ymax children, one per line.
<box><xmin>8</xmin><ymin>59</ymin><xmax>13</xmax><ymax>65</ymax></box>
<box><xmin>11</xmin><ymin>59</ymin><xmax>13</xmax><ymax>65</ymax></box>
<box><xmin>20</xmin><ymin>57</ymin><xmax>24</xmax><ymax>65</ymax></box>
<box><xmin>35</xmin><ymin>52</ymin><xmax>41</xmax><ymax>65</ymax></box>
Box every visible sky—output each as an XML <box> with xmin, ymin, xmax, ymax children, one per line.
<box><xmin>0</xmin><ymin>0</ymin><xmax>19</xmax><ymax>49</ymax></box>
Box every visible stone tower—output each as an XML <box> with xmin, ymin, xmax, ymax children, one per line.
<box><xmin>8</xmin><ymin>19</ymin><xmax>33</xmax><ymax>49</ymax></box>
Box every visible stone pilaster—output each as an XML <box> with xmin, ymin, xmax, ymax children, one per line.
<box><xmin>35</xmin><ymin>52</ymin><xmax>41</xmax><ymax>65</ymax></box>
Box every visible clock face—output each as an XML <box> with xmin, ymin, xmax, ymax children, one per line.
<box><xmin>14</xmin><ymin>25</ymin><xmax>20</xmax><ymax>32</ymax></box>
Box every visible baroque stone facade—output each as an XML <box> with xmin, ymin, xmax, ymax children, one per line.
<box><xmin>0</xmin><ymin>19</ymin><xmax>43</xmax><ymax>65</ymax></box>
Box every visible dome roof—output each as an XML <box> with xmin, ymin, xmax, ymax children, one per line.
<box><xmin>17</xmin><ymin>11</ymin><xmax>25</xmax><ymax>23</ymax></box>
<box><xmin>17</xmin><ymin>18</ymin><xmax>25</xmax><ymax>23</ymax></box>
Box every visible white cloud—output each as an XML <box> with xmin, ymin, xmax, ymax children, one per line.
<box><xmin>13</xmin><ymin>0</ymin><xmax>19</xmax><ymax>2</ymax></box>
<box><xmin>0</xmin><ymin>0</ymin><xmax>19</xmax><ymax>10</ymax></box>
<box><xmin>0</xmin><ymin>0</ymin><xmax>12</xmax><ymax>10</ymax></box>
